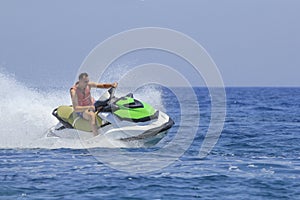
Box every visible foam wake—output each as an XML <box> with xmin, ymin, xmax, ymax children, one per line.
<box><xmin>0</xmin><ymin>71</ymin><xmax>70</xmax><ymax>148</ymax></box>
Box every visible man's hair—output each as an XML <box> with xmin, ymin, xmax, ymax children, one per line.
<box><xmin>79</xmin><ymin>72</ymin><xmax>88</xmax><ymax>80</ymax></box>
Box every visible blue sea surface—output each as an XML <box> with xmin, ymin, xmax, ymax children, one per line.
<box><xmin>1</xmin><ymin>87</ymin><xmax>300</xmax><ymax>199</ymax></box>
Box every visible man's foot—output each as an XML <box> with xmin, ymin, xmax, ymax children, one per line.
<box><xmin>92</xmin><ymin>124</ymin><xmax>99</xmax><ymax>136</ymax></box>
<box><xmin>92</xmin><ymin>131</ymin><xmax>99</xmax><ymax>136</ymax></box>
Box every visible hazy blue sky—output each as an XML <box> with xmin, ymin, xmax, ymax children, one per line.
<box><xmin>0</xmin><ymin>0</ymin><xmax>299</xmax><ymax>87</ymax></box>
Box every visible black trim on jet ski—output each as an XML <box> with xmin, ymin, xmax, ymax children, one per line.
<box><xmin>120</xmin><ymin>117</ymin><xmax>175</xmax><ymax>141</ymax></box>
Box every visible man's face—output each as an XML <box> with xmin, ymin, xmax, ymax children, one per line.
<box><xmin>79</xmin><ymin>76</ymin><xmax>89</xmax><ymax>88</ymax></box>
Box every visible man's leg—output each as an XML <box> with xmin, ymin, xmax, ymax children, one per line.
<box><xmin>83</xmin><ymin>110</ymin><xmax>98</xmax><ymax>136</ymax></box>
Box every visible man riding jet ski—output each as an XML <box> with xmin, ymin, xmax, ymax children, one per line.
<box><xmin>49</xmin><ymin>73</ymin><xmax>174</xmax><ymax>146</ymax></box>
<box><xmin>69</xmin><ymin>72</ymin><xmax>118</xmax><ymax>136</ymax></box>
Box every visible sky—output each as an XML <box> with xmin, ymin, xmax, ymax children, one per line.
<box><xmin>0</xmin><ymin>0</ymin><xmax>299</xmax><ymax>87</ymax></box>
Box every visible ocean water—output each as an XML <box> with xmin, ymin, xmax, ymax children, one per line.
<box><xmin>1</xmin><ymin>72</ymin><xmax>300</xmax><ymax>199</ymax></box>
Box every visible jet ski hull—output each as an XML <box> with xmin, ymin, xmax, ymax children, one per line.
<box><xmin>48</xmin><ymin>110</ymin><xmax>174</xmax><ymax>147</ymax></box>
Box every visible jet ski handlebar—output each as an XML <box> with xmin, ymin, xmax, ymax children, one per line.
<box><xmin>94</xmin><ymin>87</ymin><xmax>117</xmax><ymax>112</ymax></box>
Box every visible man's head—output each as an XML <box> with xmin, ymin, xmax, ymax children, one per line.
<box><xmin>78</xmin><ymin>72</ymin><xmax>89</xmax><ymax>88</ymax></box>
<box><xmin>79</xmin><ymin>72</ymin><xmax>88</xmax><ymax>80</ymax></box>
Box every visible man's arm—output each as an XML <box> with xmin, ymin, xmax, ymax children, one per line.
<box><xmin>70</xmin><ymin>89</ymin><xmax>94</xmax><ymax>112</ymax></box>
<box><xmin>89</xmin><ymin>82</ymin><xmax>118</xmax><ymax>88</ymax></box>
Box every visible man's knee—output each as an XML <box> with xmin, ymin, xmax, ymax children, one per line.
<box><xmin>86</xmin><ymin>111</ymin><xmax>95</xmax><ymax>122</ymax></box>
<box><xmin>83</xmin><ymin>111</ymin><xmax>94</xmax><ymax>120</ymax></box>
<box><xmin>89</xmin><ymin>112</ymin><xmax>95</xmax><ymax>119</ymax></box>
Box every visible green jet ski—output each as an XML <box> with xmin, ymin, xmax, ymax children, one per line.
<box><xmin>49</xmin><ymin>88</ymin><xmax>174</xmax><ymax>147</ymax></box>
